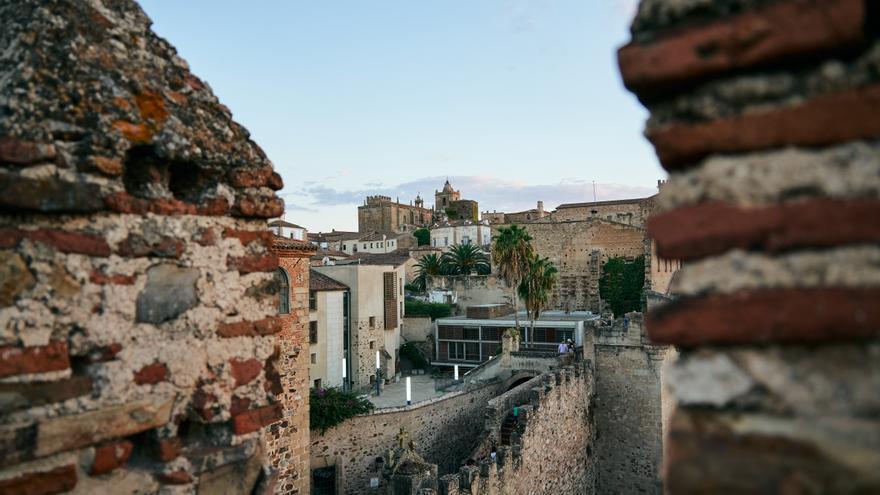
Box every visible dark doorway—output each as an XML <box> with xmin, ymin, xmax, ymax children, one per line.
<box><xmin>312</xmin><ymin>466</ymin><xmax>336</xmax><ymax>495</ymax></box>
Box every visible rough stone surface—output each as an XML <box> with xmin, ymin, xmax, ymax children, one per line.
<box><xmin>135</xmin><ymin>263</ymin><xmax>199</xmax><ymax>323</ymax></box>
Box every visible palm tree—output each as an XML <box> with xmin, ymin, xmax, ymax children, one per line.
<box><xmin>413</xmin><ymin>253</ymin><xmax>443</xmax><ymax>292</ymax></box>
<box><xmin>518</xmin><ymin>254</ymin><xmax>559</xmax><ymax>346</ymax></box>
<box><xmin>440</xmin><ymin>243</ymin><xmax>491</xmax><ymax>276</ymax></box>
<box><xmin>491</xmin><ymin>224</ymin><xmax>534</xmax><ymax>335</ymax></box>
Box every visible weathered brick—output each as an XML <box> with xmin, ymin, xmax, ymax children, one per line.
<box><xmin>89</xmin><ymin>270</ymin><xmax>136</xmax><ymax>285</ymax></box>
<box><xmin>232</xmin><ymin>403</ymin><xmax>283</xmax><ymax>435</ymax></box>
<box><xmin>116</xmin><ymin>233</ymin><xmax>184</xmax><ymax>258</ymax></box>
<box><xmin>647</xmin><ymin>288</ymin><xmax>880</xmax><ymax>347</ymax></box>
<box><xmin>222</xmin><ymin>228</ymin><xmax>274</xmax><ymax>248</ymax></box>
<box><xmin>217</xmin><ymin>317</ymin><xmax>283</xmax><ymax>338</ymax></box>
<box><xmin>230</xmin><ymin>396</ymin><xmax>252</xmax><ymax>416</ymax></box>
<box><xmin>155</xmin><ymin>437</ymin><xmax>182</xmax><ymax>462</ymax></box>
<box><xmin>192</xmin><ymin>387</ymin><xmax>218</xmax><ymax>422</ymax></box>
<box><xmin>0</xmin><ymin>138</ymin><xmax>56</xmax><ymax>166</ymax></box>
<box><xmin>649</xmin><ymin>199</ymin><xmax>880</xmax><ymax>260</ymax></box>
<box><xmin>647</xmin><ymin>84</ymin><xmax>880</xmax><ymax>169</ymax></box>
<box><xmin>133</xmin><ymin>362</ymin><xmax>168</xmax><ymax>385</ymax></box>
<box><xmin>0</xmin><ymin>465</ymin><xmax>77</xmax><ymax>495</ymax></box>
<box><xmin>234</xmin><ymin>195</ymin><xmax>284</xmax><ymax>218</ymax></box>
<box><xmin>227</xmin><ymin>254</ymin><xmax>279</xmax><ymax>274</ymax></box>
<box><xmin>267</xmin><ymin>172</ymin><xmax>283</xmax><ymax>190</ymax></box>
<box><xmin>26</xmin><ymin>229</ymin><xmax>112</xmax><ymax>257</ymax></box>
<box><xmin>0</xmin><ymin>174</ymin><xmax>104</xmax><ymax>212</ymax></box>
<box><xmin>619</xmin><ymin>0</ymin><xmax>866</xmax><ymax>99</ymax></box>
<box><xmin>104</xmin><ymin>192</ymin><xmax>196</xmax><ymax>216</ymax></box>
<box><xmin>193</xmin><ymin>227</ymin><xmax>216</xmax><ymax>246</ymax></box>
<box><xmin>91</xmin><ymin>156</ymin><xmax>123</xmax><ymax>176</ymax></box>
<box><xmin>0</xmin><ymin>376</ymin><xmax>92</xmax><ymax>413</ymax></box>
<box><xmin>228</xmin><ymin>167</ymin><xmax>274</xmax><ymax>188</ymax></box>
<box><xmin>158</xmin><ymin>470</ymin><xmax>192</xmax><ymax>485</ymax></box>
<box><xmin>230</xmin><ymin>358</ymin><xmax>262</xmax><ymax>388</ymax></box>
<box><xmin>0</xmin><ymin>342</ymin><xmax>70</xmax><ymax>378</ymax></box>
<box><xmin>91</xmin><ymin>440</ymin><xmax>134</xmax><ymax>475</ymax></box>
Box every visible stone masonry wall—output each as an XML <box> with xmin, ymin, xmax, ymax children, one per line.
<box><xmin>0</xmin><ymin>1</ymin><xmax>308</xmax><ymax>493</ymax></box>
<box><xmin>492</xmin><ymin>220</ymin><xmax>645</xmax><ymax>312</ymax></box>
<box><xmin>310</xmin><ymin>381</ymin><xmax>504</xmax><ymax>494</ymax></box>
<box><xmin>439</xmin><ymin>362</ymin><xmax>596</xmax><ymax>495</ymax></box>
<box><xmin>592</xmin><ymin>315</ymin><xmax>667</xmax><ymax>494</ymax></box>
<box><xmin>620</xmin><ymin>0</ymin><xmax>880</xmax><ymax>492</ymax></box>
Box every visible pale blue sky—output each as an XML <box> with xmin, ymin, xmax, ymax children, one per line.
<box><xmin>140</xmin><ymin>0</ymin><xmax>662</xmax><ymax>231</ymax></box>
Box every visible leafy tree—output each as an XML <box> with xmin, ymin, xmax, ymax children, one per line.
<box><xmin>445</xmin><ymin>207</ymin><xmax>460</xmax><ymax>220</ymax></box>
<box><xmin>310</xmin><ymin>387</ymin><xmax>374</xmax><ymax>434</ymax></box>
<box><xmin>599</xmin><ymin>256</ymin><xmax>645</xmax><ymax>317</ymax></box>
<box><xmin>518</xmin><ymin>254</ymin><xmax>558</xmax><ymax>339</ymax></box>
<box><xmin>404</xmin><ymin>300</ymin><xmax>454</xmax><ymax>319</ymax></box>
<box><xmin>413</xmin><ymin>228</ymin><xmax>430</xmax><ymax>246</ymax></box>
<box><xmin>491</xmin><ymin>224</ymin><xmax>534</xmax><ymax>334</ymax></box>
<box><xmin>413</xmin><ymin>253</ymin><xmax>444</xmax><ymax>292</ymax></box>
<box><xmin>440</xmin><ymin>243</ymin><xmax>491</xmax><ymax>276</ymax></box>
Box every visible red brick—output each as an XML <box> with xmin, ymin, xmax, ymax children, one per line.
<box><xmin>155</xmin><ymin>437</ymin><xmax>182</xmax><ymax>462</ymax></box>
<box><xmin>89</xmin><ymin>270</ymin><xmax>136</xmax><ymax>285</ymax></box>
<box><xmin>217</xmin><ymin>317</ymin><xmax>283</xmax><ymax>338</ymax></box>
<box><xmin>91</xmin><ymin>156</ymin><xmax>123</xmax><ymax>176</ymax></box>
<box><xmin>133</xmin><ymin>362</ymin><xmax>168</xmax><ymax>385</ymax></box>
<box><xmin>228</xmin><ymin>166</ymin><xmax>274</xmax><ymax>188</ymax></box>
<box><xmin>88</xmin><ymin>343</ymin><xmax>123</xmax><ymax>363</ymax></box>
<box><xmin>91</xmin><ymin>440</ymin><xmax>133</xmax><ymax>475</ymax></box>
<box><xmin>0</xmin><ymin>138</ymin><xmax>56</xmax><ymax>166</ymax></box>
<box><xmin>647</xmin><ymin>288</ymin><xmax>880</xmax><ymax>347</ymax></box>
<box><xmin>26</xmin><ymin>230</ymin><xmax>111</xmax><ymax>257</ymax></box>
<box><xmin>0</xmin><ymin>465</ymin><xmax>77</xmax><ymax>495</ymax></box>
<box><xmin>230</xmin><ymin>395</ymin><xmax>252</xmax><ymax>416</ymax></box>
<box><xmin>192</xmin><ymin>388</ymin><xmax>217</xmax><ymax>421</ymax></box>
<box><xmin>158</xmin><ymin>470</ymin><xmax>192</xmax><ymax>485</ymax></box>
<box><xmin>112</xmin><ymin>120</ymin><xmax>153</xmax><ymax>144</ymax></box>
<box><xmin>227</xmin><ymin>254</ymin><xmax>279</xmax><ymax>274</ymax></box>
<box><xmin>0</xmin><ymin>228</ymin><xmax>24</xmax><ymax>248</ymax></box>
<box><xmin>196</xmin><ymin>197</ymin><xmax>230</xmax><ymax>216</ymax></box>
<box><xmin>223</xmin><ymin>228</ymin><xmax>274</xmax><ymax>248</ymax></box>
<box><xmin>0</xmin><ymin>342</ymin><xmax>69</xmax><ymax>378</ymax></box>
<box><xmin>232</xmin><ymin>403</ymin><xmax>283</xmax><ymax>435</ymax></box>
<box><xmin>230</xmin><ymin>358</ymin><xmax>262</xmax><ymax>388</ymax></box>
<box><xmin>649</xmin><ymin>199</ymin><xmax>880</xmax><ymax>261</ymax></box>
<box><xmin>193</xmin><ymin>227</ymin><xmax>216</xmax><ymax>246</ymax></box>
<box><xmin>104</xmin><ymin>192</ymin><xmax>195</xmax><ymax>216</ymax></box>
<box><xmin>134</xmin><ymin>92</ymin><xmax>168</xmax><ymax>122</ymax></box>
<box><xmin>619</xmin><ymin>0</ymin><xmax>866</xmax><ymax>99</ymax></box>
<box><xmin>647</xmin><ymin>84</ymin><xmax>880</xmax><ymax>170</ymax></box>
<box><xmin>217</xmin><ymin>318</ymin><xmax>283</xmax><ymax>338</ymax></box>
<box><xmin>116</xmin><ymin>234</ymin><xmax>184</xmax><ymax>258</ymax></box>
<box><xmin>267</xmin><ymin>172</ymin><xmax>283</xmax><ymax>190</ymax></box>
<box><xmin>234</xmin><ymin>195</ymin><xmax>284</xmax><ymax>218</ymax></box>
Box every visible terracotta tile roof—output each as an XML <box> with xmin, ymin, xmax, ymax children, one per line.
<box><xmin>268</xmin><ymin>219</ymin><xmax>304</xmax><ymax>229</ymax></box>
<box><xmin>309</xmin><ymin>270</ymin><xmax>348</xmax><ymax>291</ymax></box>
<box><xmin>310</xmin><ymin>247</ymin><xmax>350</xmax><ymax>260</ymax></box>
<box><xmin>555</xmin><ymin>194</ymin><xmax>657</xmax><ymax>210</ymax></box>
<box><xmin>271</xmin><ymin>238</ymin><xmax>316</xmax><ymax>252</ymax></box>
<box><xmin>345</xmin><ymin>250</ymin><xmax>411</xmax><ymax>267</ymax></box>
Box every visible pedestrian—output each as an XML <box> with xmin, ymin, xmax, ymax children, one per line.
<box><xmin>557</xmin><ymin>340</ymin><xmax>568</xmax><ymax>354</ymax></box>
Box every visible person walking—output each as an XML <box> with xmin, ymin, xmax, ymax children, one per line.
<box><xmin>558</xmin><ymin>340</ymin><xmax>568</xmax><ymax>354</ymax></box>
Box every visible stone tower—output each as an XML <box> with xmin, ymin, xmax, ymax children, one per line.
<box><xmin>435</xmin><ymin>180</ymin><xmax>461</xmax><ymax>213</ymax></box>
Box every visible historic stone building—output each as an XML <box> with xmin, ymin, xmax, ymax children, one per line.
<box><xmin>358</xmin><ymin>195</ymin><xmax>433</xmax><ymax>233</ymax></box>
<box><xmin>482</xmin><ymin>201</ymin><xmax>549</xmax><ymax>224</ymax></box>
<box><xmin>435</xmin><ymin>180</ymin><xmax>479</xmax><ymax>222</ymax></box>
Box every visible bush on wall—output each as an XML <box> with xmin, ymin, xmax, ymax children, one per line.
<box><xmin>405</xmin><ymin>300</ymin><xmax>454</xmax><ymax>320</ymax></box>
<box><xmin>599</xmin><ymin>256</ymin><xmax>645</xmax><ymax>317</ymax></box>
<box><xmin>310</xmin><ymin>387</ymin><xmax>375</xmax><ymax>434</ymax></box>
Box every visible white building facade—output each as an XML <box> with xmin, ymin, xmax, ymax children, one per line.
<box><xmin>308</xmin><ymin>270</ymin><xmax>349</xmax><ymax>390</ymax></box>
<box><xmin>430</xmin><ymin>221</ymin><xmax>491</xmax><ymax>250</ymax></box>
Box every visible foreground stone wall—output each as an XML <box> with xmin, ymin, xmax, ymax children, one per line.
<box><xmin>0</xmin><ymin>1</ymin><xmax>308</xmax><ymax>493</ymax></box>
<box><xmin>621</xmin><ymin>0</ymin><xmax>880</xmax><ymax>492</ymax></box>
<box><xmin>440</xmin><ymin>362</ymin><xmax>596</xmax><ymax>495</ymax></box>
<box><xmin>310</xmin><ymin>381</ymin><xmax>504</xmax><ymax>494</ymax></box>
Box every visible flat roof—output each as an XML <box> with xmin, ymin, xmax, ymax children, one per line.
<box><xmin>436</xmin><ymin>311</ymin><xmax>598</xmax><ymax>327</ymax></box>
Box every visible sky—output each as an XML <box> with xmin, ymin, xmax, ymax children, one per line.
<box><xmin>139</xmin><ymin>0</ymin><xmax>663</xmax><ymax>231</ymax></box>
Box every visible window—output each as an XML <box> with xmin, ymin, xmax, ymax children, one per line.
<box><xmin>369</xmin><ymin>316</ymin><xmax>376</xmax><ymax>328</ymax></box>
<box><xmin>444</xmin><ymin>237</ymin><xmax>448</xmax><ymax>246</ymax></box>
<box><xmin>310</xmin><ymin>353</ymin><xmax>317</xmax><ymax>364</ymax></box>
<box><xmin>369</xmin><ymin>340</ymin><xmax>375</xmax><ymax>350</ymax></box>
<box><xmin>275</xmin><ymin>269</ymin><xmax>290</xmax><ymax>314</ymax></box>
<box><xmin>309</xmin><ymin>290</ymin><xmax>317</xmax><ymax>311</ymax></box>
<box><xmin>383</xmin><ymin>272</ymin><xmax>397</xmax><ymax>329</ymax></box>
<box><xmin>314</xmin><ymin>379</ymin><xmax>322</xmax><ymax>389</ymax></box>
<box><xmin>309</xmin><ymin>321</ymin><xmax>318</xmax><ymax>344</ymax></box>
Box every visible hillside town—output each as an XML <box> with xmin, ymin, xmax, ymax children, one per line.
<box><xmin>1</xmin><ymin>1</ymin><xmax>878</xmax><ymax>495</ymax></box>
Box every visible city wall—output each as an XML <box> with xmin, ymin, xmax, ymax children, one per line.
<box><xmin>311</xmin><ymin>380</ymin><xmax>505</xmax><ymax>494</ymax></box>
<box><xmin>438</xmin><ymin>362</ymin><xmax>597</xmax><ymax>495</ymax></box>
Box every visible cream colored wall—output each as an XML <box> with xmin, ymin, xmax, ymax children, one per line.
<box><xmin>309</xmin><ymin>290</ymin><xmax>345</xmax><ymax>389</ymax></box>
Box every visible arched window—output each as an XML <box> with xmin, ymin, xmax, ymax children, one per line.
<box><xmin>276</xmin><ymin>268</ymin><xmax>290</xmax><ymax>314</ymax></box>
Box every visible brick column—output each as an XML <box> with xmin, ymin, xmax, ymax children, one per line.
<box><xmin>620</xmin><ymin>1</ymin><xmax>880</xmax><ymax>492</ymax></box>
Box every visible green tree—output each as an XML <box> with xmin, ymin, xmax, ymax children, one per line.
<box><xmin>599</xmin><ymin>256</ymin><xmax>645</xmax><ymax>317</ymax></box>
<box><xmin>310</xmin><ymin>387</ymin><xmax>374</xmax><ymax>434</ymax></box>
<box><xmin>518</xmin><ymin>254</ymin><xmax>558</xmax><ymax>339</ymax></box>
<box><xmin>491</xmin><ymin>224</ymin><xmax>534</xmax><ymax>334</ymax></box>
<box><xmin>440</xmin><ymin>243</ymin><xmax>491</xmax><ymax>276</ymax></box>
<box><xmin>413</xmin><ymin>253</ymin><xmax>443</xmax><ymax>292</ymax></box>
<box><xmin>413</xmin><ymin>228</ymin><xmax>430</xmax><ymax>246</ymax></box>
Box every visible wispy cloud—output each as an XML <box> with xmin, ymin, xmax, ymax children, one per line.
<box><xmin>304</xmin><ymin>175</ymin><xmax>655</xmax><ymax>213</ymax></box>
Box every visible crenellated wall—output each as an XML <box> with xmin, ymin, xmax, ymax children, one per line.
<box><xmin>621</xmin><ymin>0</ymin><xmax>880</xmax><ymax>492</ymax></box>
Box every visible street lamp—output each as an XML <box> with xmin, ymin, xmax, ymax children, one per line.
<box><xmin>454</xmin><ymin>364</ymin><xmax>459</xmax><ymax>381</ymax></box>
<box><xmin>375</xmin><ymin>351</ymin><xmax>381</xmax><ymax>396</ymax></box>
<box><xmin>342</xmin><ymin>357</ymin><xmax>347</xmax><ymax>391</ymax></box>
<box><xmin>406</xmin><ymin>376</ymin><xmax>411</xmax><ymax>406</ymax></box>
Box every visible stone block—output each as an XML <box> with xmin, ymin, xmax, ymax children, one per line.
<box><xmin>135</xmin><ymin>264</ymin><xmax>199</xmax><ymax>324</ymax></box>
<box><xmin>0</xmin><ymin>252</ymin><xmax>35</xmax><ymax>306</ymax></box>
<box><xmin>0</xmin><ymin>376</ymin><xmax>92</xmax><ymax>413</ymax></box>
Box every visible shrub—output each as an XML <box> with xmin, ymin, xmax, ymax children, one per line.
<box><xmin>413</xmin><ymin>228</ymin><xmax>430</xmax><ymax>246</ymax></box>
<box><xmin>310</xmin><ymin>387</ymin><xmax>374</xmax><ymax>434</ymax></box>
<box><xmin>400</xmin><ymin>342</ymin><xmax>428</xmax><ymax>369</ymax></box>
<box><xmin>599</xmin><ymin>256</ymin><xmax>645</xmax><ymax>317</ymax></box>
<box><xmin>405</xmin><ymin>300</ymin><xmax>453</xmax><ymax>320</ymax></box>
